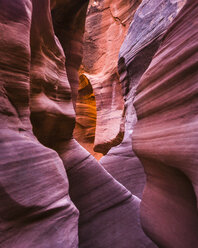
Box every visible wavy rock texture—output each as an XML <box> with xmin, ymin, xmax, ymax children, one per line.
<box><xmin>51</xmin><ymin>1</ymin><xmax>89</xmax><ymax>109</ymax></box>
<box><xmin>54</xmin><ymin>139</ymin><xmax>156</xmax><ymax>248</ymax></box>
<box><xmin>81</xmin><ymin>0</ymin><xmax>142</xmax><ymax>155</ymax></box>
<box><xmin>73</xmin><ymin>75</ymin><xmax>103</xmax><ymax>160</ymax></box>
<box><xmin>1</xmin><ymin>0</ymin><xmax>196</xmax><ymax>247</ymax></box>
<box><xmin>101</xmin><ymin>0</ymin><xmax>186</xmax><ymax>198</ymax></box>
<box><xmin>133</xmin><ymin>0</ymin><xmax>198</xmax><ymax>247</ymax></box>
<box><xmin>0</xmin><ymin>0</ymin><xmax>156</xmax><ymax>247</ymax></box>
<box><xmin>49</xmin><ymin>2</ymin><xmax>156</xmax><ymax>246</ymax></box>
<box><xmin>0</xmin><ymin>0</ymin><xmax>78</xmax><ymax>247</ymax></box>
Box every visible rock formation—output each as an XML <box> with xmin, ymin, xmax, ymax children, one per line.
<box><xmin>0</xmin><ymin>0</ymin><xmax>197</xmax><ymax>247</ymax></box>
<box><xmin>132</xmin><ymin>0</ymin><xmax>198</xmax><ymax>246</ymax></box>
<box><xmin>73</xmin><ymin>74</ymin><xmax>103</xmax><ymax>160</ymax></box>
<box><xmin>80</xmin><ymin>0</ymin><xmax>142</xmax><ymax>155</ymax></box>
<box><xmin>0</xmin><ymin>0</ymin><xmax>79</xmax><ymax>247</ymax></box>
<box><xmin>0</xmin><ymin>0</ymin><xmax>155</xmax><ymax>247</ymax></box>
<box><xmin>101</xmin><ymin>0</ymin><xmax>186</xmax><ymax>198</ymax></box>
<box><xmin>54</xmin><ymin>139</ymin><xmax>156</xmax><ymax>248</ymax></box>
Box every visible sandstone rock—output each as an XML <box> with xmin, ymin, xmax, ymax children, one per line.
<box><xmin>73</xmin><ymin>74</ymin><xmax>103</xmax><ymax>160</ymax></box>
<box><xmin>51</xmin><ymin>0</ymin><xmax>89</xmax><ymax>109</ymax></box>
<box><xmin>1</xmin><ymin>0</ymin><xmax>195</xmax><ymax>247</ymax></box>
<box><xmin>50</xmin><ymin>1</ymin><xmax>156</xmax><ymax>246</ymax></box>
<box><xmin>81</xmin><ymin>0</ymin><xmax>142</xmax><ymax>155</ymax></box>
<box><xmin>0</xmin><ymin>0</ymin><xmax>78</xmax><ymax>247</ymax></box>
<box><xmin>54</xmin><ymin>139</ymin><xmax>157</xmax><ymax>248</ymax></box>
<box><xmin>30</xmin><ymin>0</ymin><xmax>77</xmax><ymax>147</ymax></box>
<box><xmin>101</xmin><ymin>0</ymin><xmax>186</xmax><ymax>199</ymax></box>
<box><xmin>100</xmin><ymin>140</ymin><xmax>146</xmax><ymax>199</ymax></box>
<box><xmin>0</xmin><ymin>0</ymin><xmax>156</xmax><ymax>247</ymax></box>
<box><xmin>133</xmin><ymin>0</ymin><xmax>198</xmax><ymax>246</ymax></box>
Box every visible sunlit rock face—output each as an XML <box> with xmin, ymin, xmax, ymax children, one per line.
<box><xmin>101</xmin><ymin>0</ymin><xmax>186</xmax><ymax>198</ymax></box>
<box><xmin>73</xmin><ymin>74</ymin><xmax>103</xmax><ymax>160</ymax></box>
<box><xmin>132</xmin><ymin>0</ymin><xmax>198</xmax><ymax>246</ymax></box>
<box><xmin>81</xmin><ymin>0</ymin><xmax>142</xmax><ymax>155</ymax></box>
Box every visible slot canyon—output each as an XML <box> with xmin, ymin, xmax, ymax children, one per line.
<box><xmin>0</xmin><ymin>0</ymin><xmax>198</xmax><ymax>247</ymax></box>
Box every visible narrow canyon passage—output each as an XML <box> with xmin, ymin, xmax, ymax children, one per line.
<box><xmin>0</xmin><ymin>0</ymin><xmax>198</xmax><ymax>248</ymax></box>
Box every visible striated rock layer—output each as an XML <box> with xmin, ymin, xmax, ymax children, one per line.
<box><xmin>73</xmin><ymin>74</ymin><xmax>103</xmax><ymax>160</ymax></box>
<box><xmin>81</xmin><ymin>0</ymin><xmax>142</xmax><ymax>155</ymax></box>
<box><xmin>51</xmin><ymin>0</ymin><xmax>89</xmax><ymax>109</ymax></box>
<box><xmin>1</xmin><ymin>0</ymin><xmax>196</xmax><ymax>247</ymax></box>
<box><xmin>0</xmin><ymin>0</ymin><xmax>156</xmax><ymax>247</ymax></box>
<box><xmin>101</xmin><ymin>0</ymin><xmax>186</xmax><ymax>198</ymax></box>
<box><xmin>132</xmin><ymin>0</ymin><xmax>198</xmax><ymax>247</ymax></box>
<box><xmin>54</xmin><ymin>139</ymin><xmax>156</xmax><ymax>248</ymax></box>
<box><xmin>0</xmin><ymin>0</ymin><xmax>79</xmax><ymax>247</ymax></box>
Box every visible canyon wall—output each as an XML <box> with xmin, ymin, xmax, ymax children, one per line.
<box><xmin>132</xmin><ymin>0</ymin><xmax>198</xmax><ymax>246</ymax></box>
<box><xmin>0</xmin><ymin>0</ymin><xmax>197</xmax><ymax>247</ymax></box>
<box><xmin>101</xmin><ymin>0</ymin><xmax>186</xmax><ymax>199</ymax></box>
<box><xmin>0</xmin><ymin>0</ymin><xmax>79</xmax><ymax>247</ymax></box>
<box><xmin>0</xmin><ymin>0</ymin><xmax>155</xmax><ymax>247</ymax></box>
<box><xmin>79</xmin><ymin>0</ymin><xmax>142</xmax><ymax>155</ymax></box>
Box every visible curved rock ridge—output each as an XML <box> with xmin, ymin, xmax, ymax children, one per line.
<box><xmin>0</xmin><ymin>0</ymin><xmax>79</xmax><ymax>247</ymax></box>
<box><xmin>81</xmin><ymin>0</ymin><xmax>142</xmax><ymax>155</ymax></box>
<box><xmin>0</xmin><ymin>0</ymin><xmax>156</xmax><ymax>247</ymax></box>
<box><xmin>30</xmin><ymin>0</ymin><xmax>156</xmax><ymax>246</ymax></box>
<box><xmin>101</xmin><ymin>0</ymin><xmax>186</xmax><ymax>199</ymax></box>
<box><xmin>51</xmin><ymin>0</ymin><xmax>89</xmax><ymax>109</ymax></box>
<box><xmin>54</xmin><ymin>139</ymin><xmax>157</xmax><ymax>248</ymax></box>
<box><xmin>30</xmin><ymin>0</ymin><xmax>78</xmax><ymax>147</ymax></box>
<box><xmin>133</xmin><ymin>0</ymin><xmax>198</xmax><ymax>247</ymax></box>
<box><xmin>119</xmin><ymin>0</ymin><xmax>186</xmax><ymax>67</ymax></box>
<box><xmin>73</xmin><ymin>74</ymin><xmax>103</xmax><ymax>160</ymax></box>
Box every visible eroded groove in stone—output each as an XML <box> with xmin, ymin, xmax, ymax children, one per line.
<box><xmin>54</xmin><ymin>139</ymin><xmax>157</xmax><ymax>248</ymax></box>
<box><xmin>0</xmin><ymin>1</ymin><xmax>79</xmax><ymax>247</ymax></box>
<box><xmin>73</xmin><ymin>74</ymin><xmax>103</xmax><ymax>160</ymax></box>
<box><xmin>81</xmin><ymin>0</ymin><xmax>142</xmax><ymax>155</ymax></box>
<box><xmin>101</xmin><ymin>0</ymin><xmax>186</xmax><ymax>199</ymax></box>
<box><xmin>133</xmin><ymin>0</ymin><xmax>198</xmax><ymax>246</ymax></box>
<box><xmin>0</xmin><ymin>0</ymin><xmax>197</xmax><ymax>247</ymax></box>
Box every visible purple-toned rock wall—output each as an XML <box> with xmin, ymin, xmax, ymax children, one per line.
<box><xmin>0</xmin><ymin>0</ymin><xmax>197</xmax><ymax>247</ymax></box>
<box><xmin>0</xmin><ymin>0</ymin><xmax>155</xmax><ymax>247</ymax></box>
<box><xmin>133</xmin><ymin>0</ymin><xmax>198</xmax><ymax>246</ymax></box>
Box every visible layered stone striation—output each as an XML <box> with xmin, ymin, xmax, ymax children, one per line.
<box><xmin>101</xmin><ymin>0</ymin><xmax>186</xmax><ymax>198</ymax></box>
<box><xmin>51</xmin><ymin>0</ymin><xmax>89</xmax><ymax>109</ymax></box>
<box><xmin>0</xmin><ymin>0</ymin><xmax>79</xmax><ymax>247</ymax></box>
<box><xmin>1</xmin><ymin>0</ymin><xmax>196</xmax><ymax>247</ymax></box>
<box><xmin>81</xmin><ymin>0</ymin><xmax>142</xmax><ymax>155</ymax></box>
<box><xmin>73</xmin><ymin>74</ymin><xmax>103</xmax><ymax>160</ymax></box>
<box><xmin>132</xmin><ymin>0</ymin><xmax>198</xmax><ymax>246</ymax></box>
<box><xmin>54</xmin><ymin>139</ymin><xmax>157</xmax><ymax>248</ymax></box>
<box><xmin>0</xmin><ymin>0</ymin><xmax>156</xmax><ymax>247</ymax></box>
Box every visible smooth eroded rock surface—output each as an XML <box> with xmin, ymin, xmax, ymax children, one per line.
<box><xmin>1</xmin><ymin>0</ymin><xmax>196</xmax><ymax>247</ymax></box>
<box><xmin>81</xmin><ymin>0</ymin><xmax>142</xmax><ymax>155</ymax></box>
<box><xmin>133</xmin><ymin>0</ymin><xmax>198</xmax><ymax>246</ymax></box>
<box><xmin>0</xmin><ymin>0</ymin><xmax>79</xmax><ymax>247</ymax></box>
<box><xmin>73</xmin><ymin>74</ymin><xmax>103</xmax><ymax>160</ymax></box>
<box><xmin>0</xmin><ymin>0</ymin><xmax>156</xmax><ymax>247</ymax></box>
<box><xmin>54</xmin><ymin>139</ymin><xmax>157</xmax><ymax>248</ymax></box>
<box><xmin>101</xmin><ymin>0</ymin><xmax>186</xmax><ymax>199</ymax></box>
